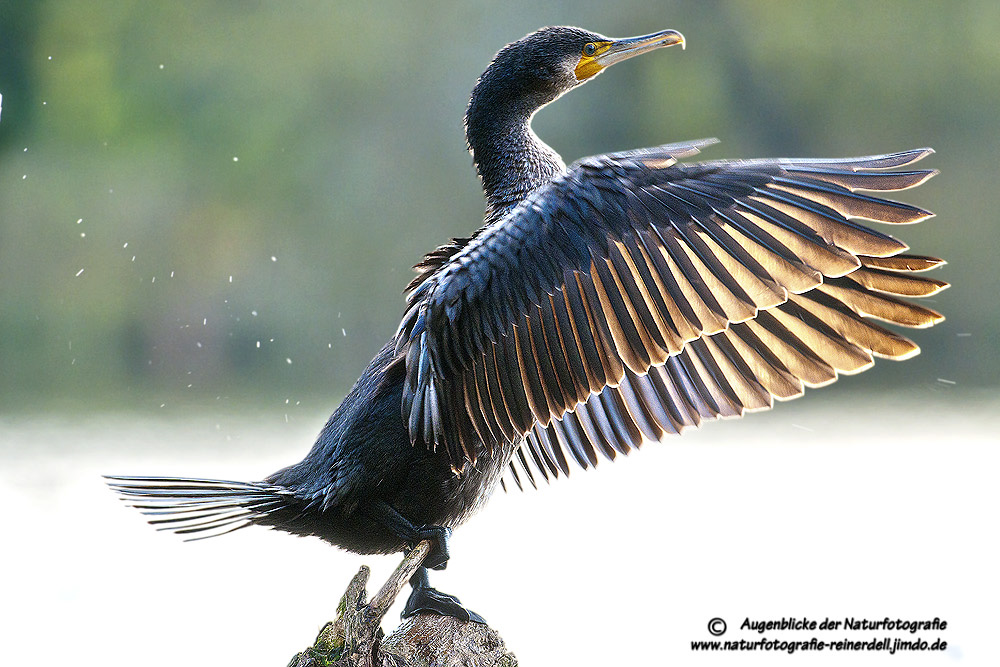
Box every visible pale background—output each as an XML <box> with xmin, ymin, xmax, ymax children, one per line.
<box><xmin>1</xmin><ymin>1</ymin><xmax>997</xmax><ymax>664</ymax></box>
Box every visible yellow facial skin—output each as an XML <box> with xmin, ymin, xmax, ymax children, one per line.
<box><xmin>574</xmin><ymin>41</ymin><xmax>613</xmax><ymax>81</ymax></box>
<box><xmin>573</xmin><ymin>30</ymin><xmax>685</xmax><ymax>82</ymax></box>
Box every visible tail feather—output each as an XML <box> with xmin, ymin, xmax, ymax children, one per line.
<box><xmin>105</xmin><ymin>475</ymin><xmax>297</xmax><ymax>541</ymax></box>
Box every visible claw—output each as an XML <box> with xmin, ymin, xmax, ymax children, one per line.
<box><xmin>415</xmin><ymin>525</ymin><xmax>452</xmax><ymax>570</ymax></box>
<box><xmin>403</xmin><ymin>567</ymin><xmax>485</xmax><ymax>624</ymax></box>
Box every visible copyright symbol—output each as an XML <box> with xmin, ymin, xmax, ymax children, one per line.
<box><xmin>708</xmin><ymin>617</ymin><xmax>727</xmax><ymax>636</ymax></box>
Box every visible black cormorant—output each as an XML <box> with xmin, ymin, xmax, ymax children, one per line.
<box><xmin>107</xmin><ymin>26</ymin><xmax>946</xmax><ymax>623</ymax></box>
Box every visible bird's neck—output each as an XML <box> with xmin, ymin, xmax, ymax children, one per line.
<box><xmin>466</xmin><ymin>95</ymin><xmax>565</xmax><ymax>222</ymax></box>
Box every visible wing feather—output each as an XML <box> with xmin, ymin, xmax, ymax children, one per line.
<box><xmin>395</xmin><ymin>141</ymin><xmax>944</xmax><ymax>474</ymax></box>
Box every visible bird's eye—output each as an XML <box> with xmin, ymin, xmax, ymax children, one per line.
<box><xmin>583</xmin><ymin>43</ymin><xmax>597</xmax><ymax>57</ymax></box>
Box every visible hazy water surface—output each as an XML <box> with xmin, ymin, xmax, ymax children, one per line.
<box><xmin>2</xmin><ymin>391</ymin><xmax>996</xmax><ymax>665</ymax></box>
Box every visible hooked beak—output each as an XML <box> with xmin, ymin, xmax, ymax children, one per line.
<box><xmin>575</xmin><ymin>29</ymin><xmax>685</xmax><ymax>81</ymax></box>
<box><xmin>597</xmin><ymin>29</ymin><xmax>685</xmax><ymax>68</ymax></box>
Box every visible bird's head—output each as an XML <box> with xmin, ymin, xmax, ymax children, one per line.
<box><xmin>465</xmin><ymin>26</ymin><xmax>686</xmax><ymax>211</ymax></box>
<box><xmin>475</xmin><ymin>26</ymin><xmax>685</xmax><ymax>113</ymax></box>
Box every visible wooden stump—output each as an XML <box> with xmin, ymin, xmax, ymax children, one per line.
<box><xmin>287</xmin><ymin>541</ymin><xmax>516</xmax><ymax>667</ymax></box>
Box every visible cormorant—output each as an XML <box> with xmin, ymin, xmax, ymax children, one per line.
<box><xmin>108</xmin><ymin>26</ymin><xmax>946</xmax><ymax>623</ymax></box>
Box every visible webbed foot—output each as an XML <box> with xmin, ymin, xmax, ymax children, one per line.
<box><xmin>402</xmin><ymin>566</ymin><xmax>485</xmax><ymax>624</ymax></box>
<box><xmin>369</xmin><ymin>502</ymin><xmax>452</xmax><ymax>570</ymax></box>
<box><xmin>414</xmin><ymin>525</ymin><xmax>451</xmax><ymax>570</ymax></box>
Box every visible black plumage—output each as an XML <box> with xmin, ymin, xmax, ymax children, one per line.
<box><xmin>107</xmin><ymin>26</ymin><xmax>946</xmax><ymax>622</ymax></box>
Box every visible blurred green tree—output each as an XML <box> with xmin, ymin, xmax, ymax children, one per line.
<box><xmin>0</xmin><ymin>1</ymin><xmax>994</xmax><ymax>412</ymax></box>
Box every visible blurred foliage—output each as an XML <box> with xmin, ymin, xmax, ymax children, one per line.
<box><xmin>0</xmin><ymin>0</ymin><xmax>996</xmax><ymax>413</ymax></box>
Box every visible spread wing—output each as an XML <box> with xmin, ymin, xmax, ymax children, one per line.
<box><xmin>394</xmin><ymin>139</ymin><xmax>946</xmax><ymax>478</ymax></box>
